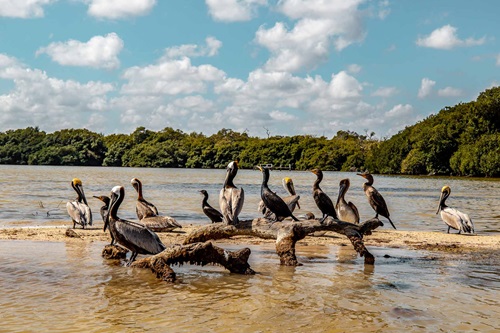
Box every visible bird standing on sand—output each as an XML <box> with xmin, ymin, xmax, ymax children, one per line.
<box><xmin>335</xmin><ymin>178</ymin><xmax>360</xmax><ymax>224</ymax></box>
<box><xmin>310</xmin><ymin>168</ymin><xmax>337</xmax><ymax>222</ymax></box>
<box><xmin>200</xmin><ymin>190</ymin><xmax>224</xmax><ymax>223</ymax></box>
<box><xmin>219</xmin><ymin>161</ymin><xmax>245</xmax><ymax>225</ymax></box>
<box><xmin>436</xmin><ymin>185</ymin><xmax>474</xmax><ymax>234</ymax></box>
<box><xmin>357</xmin><ymin>173</ymin><xmax>396</xmax><ymax>229</ymax></box>
<box><xmin>66</xmin><ymin>178</ymin><xmax>92</xmax><ymax>229</ymax></box>
<box><xmin>257</xmin><ymin>165</ymin><xmax>299</xmax><ymax>222</ymax></box>
<box><xmin>107</xmin><ymin>186</ymin><xmax>166</xmax><ymax>265</ymax></box>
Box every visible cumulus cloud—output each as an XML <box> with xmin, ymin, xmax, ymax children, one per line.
<box><xmin>87</xmin><ymin>0</ymin><xmax>157</xmax><ymax>19</ymax></box>
<box><xmin>418</xmin><ymin>78</ymin><xmax>436</xmax><ymax>98</ymax></box>
<box><xmin>0</xmin><ymin>0</ymin><xmax>55</xmax><ymax>18</ymax></box>
<box><xmin>36</xmin><ymin>33</ymin><xmax>124</xmax><ymax>69</ymax></box>
<box><xmin>162</xmin><ymin>37</ymin><xmax>222</xmax><ymax>59</ymax></box>
<box><xmin>385</xmin><ymin>104</ymin><xmax>413</xmax><ymax>118</ymax></box>
<box><xmin>437</xmin><ymin>86</ymin><xmax>462</xmax><ymax>97</ymax></box>
<box><xmin>371</xmin><ymin>86</ymin><xmax>398</xmax><ymax>97</ymax></box>
<box><xmin>205</xmin><ymin>0</ymin><xmax>267</xmax><ymax>22</ymax></box>
<box><xmin>347</xmin><ymin>64</ymin><xmax>362</xmax><ymax>74</ymax></box>
<box><xmin>416</xmin><ymin>25</ymin><xmax>486</xmax><ymax>50</ymax></box>
<box><xmin>255</xmin><ymin>0</ymin><xmax>375</xmax><ymax>72</ymax></box>
<box><xmin>0</xmin><ymin>53</ymin><xmax>115</xmax><ymax>132</ymax></box>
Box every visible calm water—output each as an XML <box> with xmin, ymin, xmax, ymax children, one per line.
<box><xmin>0</xmin><ymin>165</ymin><xmax>499</xmax><ymax>332</ymax></box>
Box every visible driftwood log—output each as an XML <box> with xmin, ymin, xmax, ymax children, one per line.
<box><xmin>183</xmin><ymin>217</ymin><xmax>383</xmax><ymax>266</ymax></box>
<box><xmin>102</xmin><ymin>242</ymin><xmax>255</xmax><ymax>282</ymax></box>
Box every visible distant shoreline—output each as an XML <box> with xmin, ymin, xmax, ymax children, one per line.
<box><xmin>1</xmin><ymin>225</ymin><xmax>499</xmax><ymax>259</ymax></box>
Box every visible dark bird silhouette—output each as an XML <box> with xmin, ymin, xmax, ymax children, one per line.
<box><xmin>66</xmin><ymin>178</ymin><xmax>92</xmax><ymax>229</ymax></box>
<box><xmin>310</xmin><ymin>168</ymin><xmax>337</xmax><ymax>222</ymax></box>
<box><xmin>219</xmin><ymin>161</ymin><xmax>245</xmax><ymax>225</ymax></box>
<box><xmin>94</xmin><ymin>195</ymin><xmax>114</xmax><ymax>245</ymax></box>
<box><xmin>335</xmin><ymin>178</ymin><xmax>360</xmax><ymax>224</ymax></box>
<box><xmin>357</xmin><ymin>173</ymin><xmax>396</xmax><ymax>229</ymax></box>
<box><xmin>258</xmin><ymin>177</ymin><xmax>300</xmax><ymax>219</ymax></box>
<box><xmin>131</xmin><ymin>178</ymin><xmax>158</xmax><ymax>220</ymax></box>
<box><xmin>436</xmin><ymin>185</ymin><xmax>474</xmax><ymax>234</ymax></box>
<box><xmin>107</xmin><ymin>185</ymin><xmax>166</xmax><ymax>265</ymax></box>
<box><xmin>257</xmin><ymin>165</ymin><xmax>299</xmax><ymax>222</ymax></box>
<box><xmin>200</xmin><ymin>190</ymin><xmax>224</xmax><ymax>223</ymax></box>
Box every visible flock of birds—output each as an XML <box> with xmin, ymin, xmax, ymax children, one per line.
<box><xmin>66</xmin><ymin>161</ymin><xmax>475</xmax><ymax>265</ymax></box>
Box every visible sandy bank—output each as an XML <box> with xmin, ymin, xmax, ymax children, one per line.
<box><xmin>1</xmin><ymin>224</ymin><xmax>498</xmax><ymax>258</ymax></box>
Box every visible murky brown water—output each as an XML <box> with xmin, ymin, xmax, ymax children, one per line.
<box><xmin>0</xmin><ymin>165</ymin><xmax>499</xmax><ymax>331</ymax></box>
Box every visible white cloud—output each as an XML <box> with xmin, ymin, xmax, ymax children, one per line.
<box><xmin>385</xmin><ymin>104</ymin><xmax>413</xmax><ymax>118</ymax></box>
<box><xmin>418</xmin><ymin>78</ymin><xmax>436</xmax><ymax>98</ymax></box>
<box><xmin>255</xmin><ymin>0</ymin><xmax>372</xmax><ymax>72</ymax></box>
<box><xmin>163</xmin><ymin>37</ymin><xmax>222</xmax><ymax>59</ymax></box>
<box><xmin>0</xmin><ymin>54</ymin><xmax>115</xmax><ymax>131</ymax></box>
<box><xmin>378</xmin><ymin>0</ymin><xmax>390</xmax><ymax>20</ymax></box>
<box><xmin>437</xmin><ymin>86</ymin><xmax>462</xmax><ymax>97</ymax></box>
<box><xmin>0</xmin><ymin>0</ymin><xmax>55</xmax><ymax>18</ymax></box>
<box><xmin>496</xmin><ymin>54</ymin><xmax>500</xmax><ymax>66</ymax></box>
<box><xmin>87</xmin><ymin>0</ymin><xmax>157</xmax><ymax>19</ymax></box>
<box><xmin>347</xmin><ymin>64</ymin><xmax>362</xmax><ymax>74</ymax></box>
<box><xmin>269</xmin><ymin>110</ymin><xmax>297</xmax><ymax>121</ymax></box>
<box><xmin>328</xmin><ymin>71</ymin><xmax>362</xmax><ymax>99</ymax></box>
<box><xmin>371</xmin><ymin>86</ymin><xmax>398</xmax><ymax>97</ymax></box>
<box><xmin>416</xmin><ymin>25</ymin><xmax>486</xmax><ymax>50</ymax></box>
<box><xmin>36</xmin><ymin>33</ymin><xmax>124</xmax><ymax>69</ymax></box>
<box><xmin>205</xmin><ymin>0</ymin><xmax>267</xmax><ymax>22</ymax></box>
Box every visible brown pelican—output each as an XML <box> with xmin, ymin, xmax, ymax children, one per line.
<box><xmin>94</xmin><ymin>195</ymin><xmax>114</xmax><ymax>245</ymax></box>
<box><xmin>357</xmin><ymin>173</ymin><xmax>396</xmax><ymax>229</ymax></box>
<box><xmin>257</xmin><ymin>165</ymin><xmax>299</xmax><ymax>222</ymax></box>
<box><xmin>219</xmin><ymin>161</ymin><xmax>245</xmax><ymax>225</ymax></box>
<box><xmin>310</xmin><ymin>168</ymin><xmax>337</xmax><ymax>222</ymax></box>
<box><xmin>436</xmin><ymin>186</ymin><xmax>474</xmax><ymax>234</ymax></box>
<box><xmin>140</xmin><ymin>215</ymin><xmax>182</xmax><ymax>232</ymax></box>
<box><xmin>131</xmin><ymin>178</ymin><xmax>158</xmax><ymax>220</ymax></box>
<box><xmin>258</xmin><ymin>177</ymin><xmax>300</xmax><ymax>219</ymax></box>
<box><xmin>335</xmin><ymin>179</ymin><xmax>360</xmax><ymax>224</ymax></box>
<box><xmin>107</xmin><ymin>185</ymin><xmax>166</xmax><ymax>265</ymax></box>
<box><xmin>200</xmin><ymin>190</ymin><xmax>224</xmax><ymax>223</ymax></box>
<box><xmin>66</xmin><ymin>178</ymin><xmax>92</xmax><ymax>229</ymax></box>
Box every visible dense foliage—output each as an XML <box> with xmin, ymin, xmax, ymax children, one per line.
<box><xmin>0</xmin><ymin>87</ymin><xmax>498</xmax><ymax>176</ymax></box>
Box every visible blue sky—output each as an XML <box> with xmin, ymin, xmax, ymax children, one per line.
<box><xmin>0</xmin><ymin>0</ymin><xmax>498</xmax><ymax>138</ymax></box>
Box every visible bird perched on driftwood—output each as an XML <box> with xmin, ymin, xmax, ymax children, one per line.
<box><xmin>219</xmin><ymin>161</ymin><xmax>245</xmax><ymax>225</ymax></box>
<box><xmin>66</xmin><ymin>178</ymin><xmax>92</xmax><ymax>229</ymax></box>
<box><xmin>436</xmin><ymin>185</ymin><xmax>474</xmax><ymax>234</ymax></box>
<box><xmin>310</xmin><ymin>168</ymin><xmax>337</xmax><ymax>223</ymax></box>
<box><xmin>258</xmin><ymin>177</ymin><xmax>300</xmax><ymax>219</ymax></box>
<box><xmin>335</xmin><ymin>178</ymin><xmax>360</xmax><ymax>224</ymax></box>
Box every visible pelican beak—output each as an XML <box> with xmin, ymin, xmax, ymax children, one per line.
<box><xmin>436</xmin><ymin>191</ymin><xmax>445</xmax><ymax>214</ymax></box>
<box><xmin>337</xmin><ymin>181</ymin><xmax>346</xmax><ymax>206</ymax></box>
<box><xmin>256</xmin><ymin>165</ymin><xmax>263</xmax><ymax>171</ymax></box>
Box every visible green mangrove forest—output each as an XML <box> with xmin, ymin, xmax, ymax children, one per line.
<box><xmin>1</xmin><ymin>87</ymin><xmax>499</xmax><ymax>177</ymax></box>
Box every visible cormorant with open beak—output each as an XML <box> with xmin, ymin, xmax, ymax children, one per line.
<box><xmin>66</xmin><ymin>178</ymin><xmax>92</xmax><ymax>229</ymax></box>
<box><xmin>106</xmin><ymin>186</ymin><xmax>166</xmax><ymax>265</ymax></box>
<box><xmin>219</xmin><ymin>161</ymin><xmax>245</xmax><ymax>225</ymax></box>
<box><xmin>357</xmin><ymin>172</ymin><xmax>396</xmax><ymax>229</ymax></box>
<box><xmin>436</xmin><ymin>185</ymin><xmax>474</xmax><ymax>234</ymax></box>
<box><xmin>335</xmin><ymin>178</ymin><xmax>360</xmax><ymax>224</ymax></box>
<box><xmin>200</xmin><ymin>189</ymin><xmax>223</xmax><ymax>223</ymax></box>
<box><xmin>310</xmin><ymin>168</ymin><xmax>337</xmax><ymax>222</ymax></box>
<box><xmin>258</xmin><ymin>165</ymin><xmax>299</xmax><ymax>222</ymax></box>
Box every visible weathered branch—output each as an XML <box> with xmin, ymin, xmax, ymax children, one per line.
<box><xmin>183</xmin><ymin>217</ymin><xmax>383</xmax><ymax>266</ymax></box>
<box><xmin>103</xmin><ymin>242</ymin><xmax>255</xmax><ymax>282</ymax></box>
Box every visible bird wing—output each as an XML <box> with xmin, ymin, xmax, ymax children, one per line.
<box><xmin>231</xmin><ymin>187</ymin><xmax>245</xmax><ymax>220</ymax></box>
<box><xmin>441</xmin><ymin>207</ymin><xmax>474</xmax><ymax>233</ymax></box>
<box><xmin>348</xmin><ymin>201</ymin><xmax>360</xmax><ymax>223</ymax></box>
<box><xmin>283</xmin><ymin>195</ymin><xmax>300</xmax><ymax>213</ymax></box>
<box><xmin>115</xmin><ymin>220</ymin><xmax>166</xmax><ymax>254</ymax></box>
<box><xmin>203</xmin><ymin>205</ymin><xmax>224</xmax><ymax>222</ymax></box>
<box><xmin>315</xmin><ymin>190</ymin><xmax>336</xmax><ymax>215</ymax></box>
<box><xmin>367</xmin><ymin>187</ymin><xmax>390</xmax><ymax>216</ymax></box>
<box><xmin>140</xmin><ymin>215</ymin><xmax>182</xmax><ymax>232</ymax></box>
<box><xmin>219</xmin><ymin>187</ymin><xmax>244</xmax><ymax>224</ymax></box>
<box><xmin>136</xmin><ymin>200</ymin><xmax>158</xmax><ymax>220</ymax></box>
<box><xmin>66</xmin><ymin>201</ymin><xmax>91</xmax><ymax>225</ymax></box>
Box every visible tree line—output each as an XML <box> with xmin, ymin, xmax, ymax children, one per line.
<box><xmin>1</xmin><ymin>87</ymin><xmax>499</xmax><ymax>177</ymax></box>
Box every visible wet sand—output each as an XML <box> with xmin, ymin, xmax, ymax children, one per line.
<box><xmin>1</xmin><ymin>224</ymin><xmax>499</xmax><ymax>258</ymax></box>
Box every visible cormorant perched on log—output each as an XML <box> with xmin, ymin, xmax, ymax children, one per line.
<box><xmin>66</xmin><ymin>178</ymin><xmax>92</xmax><ymax>229</ymax></box>
<box><xmin>357</xmin><ymin>173</ymin><xmax>396</xmax><ymax>229</ymax></box>
<box><xmin>335</xmin><ymin>179</ymin><xmax>360</xmax><ymax>224</ymax></box>
<box><xmin>310</xmin><ymin>168</ymin><xmax>337</xmax><ymax>222</ymax></box>
<box><xmin>200</xmin><ymin>190</ymin><xmax>223</xmax><ymax>223</ymax></box>
<box><xmin>257</xmin><ymin>165</ymin><xmax>299</xmax><ymax>222</ymax></box>
<box><xmin>219</xmin><ymin>161</ymin><xmax>245</xmax><ymax>225</ymax></box>
<box><xmin>107</xmin><ymin>186</ymin><xmax>166</xmax><ymax>265</ymax></box>
<box><xmin>436</xmin><ymin>185</ymin><xmax>474</xmax><ymax>234</ymax></box>
<box><xmin>258</xmin><ymin>177</ymin><xmax>300</xmax><ymax>219</ymax></box>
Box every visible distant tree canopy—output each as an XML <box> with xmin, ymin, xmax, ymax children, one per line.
<box><xmin>0</xmin><ymin>87</ymin><xmax>498</xmax><ymax>176</ymax></box>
